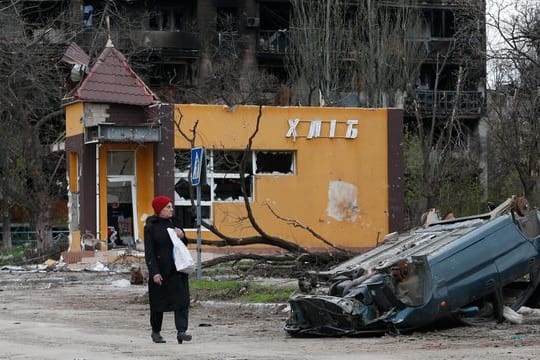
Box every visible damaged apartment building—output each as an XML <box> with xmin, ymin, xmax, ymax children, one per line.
<box><xmin>0</xmin><ymin>0</ymin><xmax>486</xmax><ymax>253</ymax></box>
<box><xmin>1</xmin><ymin>0</ymin><xmax>486</xmax><ymax>112</ymax></box>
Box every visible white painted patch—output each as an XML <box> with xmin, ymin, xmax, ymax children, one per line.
<box><xmin>327</xmin><ymin>181</ymin><xmax>360</xmax><ymax>222</ymax></box>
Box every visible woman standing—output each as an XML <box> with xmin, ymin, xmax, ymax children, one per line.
<box><xmin>144</xmin><ymin>195</ymin><xmax>192</xmax><ymax>344</ymax></box>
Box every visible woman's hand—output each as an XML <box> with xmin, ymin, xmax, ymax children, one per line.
<box><xmin>174</xmin><ymin>227</ymin><xmax>185</xmax><ymax>239</ymax></box>
<box><xmin>153</xmin><ymin>274</ymin><xmax>163</xmax><ymax>285</ymax></box>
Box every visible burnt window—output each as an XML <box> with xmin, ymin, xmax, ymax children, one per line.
<box><xmin>149</xmin><ymin>2</ymin><xmax>196</xmax><ymax>32</ymax></box>
<box><xmin>424</xmin><ymin>9</ymin><xmax>455</xmax><ymax>38</ymax></box>
<box><xmin>150</xmin><ymin>8</ymin><xmax>182</xmax><ymax>31</ymax></box>
<box><xmin>217</xmin><ymin>7</ymin><xmax>239</xmax><ymax>33</ymax></box>
<box><xmin>259</xmin><ymin>2</ymin><xmax>290</xmax><ymax>31</ymax></box>
<box><xmin>149</xmin><ymin>63</ymin><xmax>194</xmax><ymax>87</ymax></box>
<box><xmin>255</xmin><ymin>151</ymin><xmax>294</xmax><ymax>174</ymax></box>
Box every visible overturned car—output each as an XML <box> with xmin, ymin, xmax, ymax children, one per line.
<box><xmin>285</xmin><ymin>197</ymin><xmax>540</xmax><ymax>336</ymax></box>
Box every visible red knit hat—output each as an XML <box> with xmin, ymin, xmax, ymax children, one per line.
<box><xmin>152</xmin><ymin>195</ymin><xmax>172</xmax><ymax>214</ymax></box>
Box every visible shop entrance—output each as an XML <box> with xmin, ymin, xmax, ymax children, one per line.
<box><xmin>106</xmin><ymin>151</ymin><xmax>138</xmax><ymax>249</ymax></box>
<box><xmin>107</xmin><ymin>178</ymin><xmax>137</xmax><ymax>248</ymax></box>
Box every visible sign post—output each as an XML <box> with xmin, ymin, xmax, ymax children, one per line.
<box><xmin>190</xmin><ymin>147</ymin><xmax>205</xmax><ymax>279</ymax></box>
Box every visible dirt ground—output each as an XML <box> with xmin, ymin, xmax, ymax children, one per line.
<box><xmin>1</xmin><ymin>270</ymin><xmax>540</xmax><ymax>360</ymax></box>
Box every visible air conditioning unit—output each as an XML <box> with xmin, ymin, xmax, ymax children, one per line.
<box><xmin>246</xmin><ymin>17</ymin><xmax>260</xmax><ymax>28</ymax></box>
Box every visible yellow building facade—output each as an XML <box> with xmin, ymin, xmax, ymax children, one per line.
<box><xmin>172</xmin><ymin>104</ymin><xmax>403</xmax><ymax>252</ymax></box>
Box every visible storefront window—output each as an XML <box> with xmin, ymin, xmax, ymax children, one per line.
<box><xmin>173</xmin><ymin>149</ymin><xmax>294</xmax><ymax>228</ymax></box>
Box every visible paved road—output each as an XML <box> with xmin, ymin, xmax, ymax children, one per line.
<box><xmin>1</xmin><ymin>270</ymin><xmax>540</xmax><ymax>360</ymax></box>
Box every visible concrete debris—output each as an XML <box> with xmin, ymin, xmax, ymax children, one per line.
<box><xmin>93</xmin><ymin>261</ymin><xmax>109</xmax><ymax>272</ymax></box>
<box><xmin>517</xmin><ymin>306</ymin><xmax>540</xmax><ymax>316</ymax></box>
<box><xmin>503</xmin><ymin>306</ymin><xmax>524</xmax><ymax>324</ymax></box>
<box><xmin>111</xmin><ymin>279</ymin><xmax>131</xmax><ymax>287</ymax></box>
<box><xmin>44</xmin><ymin>259</ymin><xmax>56</xmax><ymax>267</ymax></box>
<box><xmin>0</xmin><ymin>265</ymin><xmax>27</xmax><ymax>271</ymax></box>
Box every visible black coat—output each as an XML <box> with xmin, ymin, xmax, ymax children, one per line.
<box><xmin>144</xmin><ymin>215</ymin><xmax>190</xmax><ymax>312</ymax></box>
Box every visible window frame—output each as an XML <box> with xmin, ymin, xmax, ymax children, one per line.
<box><xmin>173</xmin><ymin>149</ymin><xmax>295</xmax><ymax>229</ymax></box>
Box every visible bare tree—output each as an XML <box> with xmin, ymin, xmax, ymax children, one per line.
<box><xmin>286</xmin><ymin>0</ymin><xmax>485</xmax><ymax>221</ymax></box>
<box><xmin>180</xmin><ymin>13</ymin><xmax>279</xmax><ymax>107</ymax></box>
<box><xmin>286</xmin><ymin>0</ymin><xmax>355</xmax><ymax>106</ymax></box>
<box><xmin>403</xmin><ymin>1</ymin><xmax>487</xmax><ymax>221</ymax></box>
<box><xmin>351</xmin><ymin>1</ymin><xmax>425</xmax><ymax>107</ymax></box>
<box><xmin>0</xmin><ymin>1</ymin><xmax>71</xmax><ymax>250</ymax></box>
<box><xmin>486</xmin><ymin>0</ymin><xmax>540</xmax><ymax>206</ymax></box>
<box><xmin>287</xmin><ymin>0</ymin><xmax>424</xmax><ymax>107</ymax></box>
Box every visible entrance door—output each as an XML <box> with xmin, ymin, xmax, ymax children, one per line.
<box><xmin>106</xmin><ymin>150</ymin><xmax>137</xmax><ymax>248</ymax></box>
<box><xmin>107</xmin><ymin>177</ymin><xmax>138</xmax><ymax>248</ymax></box>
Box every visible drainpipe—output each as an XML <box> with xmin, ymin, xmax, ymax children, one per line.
<box><xmin>96</xmin><ymin>143</ymin><xmax>101</xmax><ymax>242</ymax></box>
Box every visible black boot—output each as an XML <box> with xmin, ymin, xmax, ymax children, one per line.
<box><xmin>177</xmin><ymin>331</ymin><xmax>192</xmax><ymax>344</ymax></box>
<box><xmin>151</xmin><ymin>332</ymin><xmax>166</xmax><ymax>343</ymax></box>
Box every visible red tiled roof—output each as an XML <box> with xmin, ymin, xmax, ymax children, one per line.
<box><xmin>74</xmin><ymin>45</ymin><xmax>158</xmax><ymax>106</ymax></box>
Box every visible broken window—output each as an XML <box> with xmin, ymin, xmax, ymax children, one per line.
<box><xmin>214</xmin><ymin>176</ymin><xmax>253</xmax><ymax>201</ymax></box>
<box><xmin>83</xmin><ymin>4</ymin><xmax>94</xmax><ymax>28</ymax></box>
<box><xmin>174</xmin><ymin>149</ymin><xmax>212</xmax><ymax>228</ymax></box>
<box><xmin>216</xmin><ymin>7</ymin><xmax>239</xmax><ymax>33</ymax></box>
<box><xmin>150</xmin><ymin>8</ymin><xmax>180</xmax><ymax>31</ymax></box>
<box><xmin>173</xmin><ymin>149</ymin><xmax>294</xmax><ymax>228</ymax></box>
<box><xmin>174</xmin><ymin>149</ymin><xmax>191</xmax><ymax>172</ymax></box>
<box><xmin>212</xmin><ymin>150</ymin><xmax>251</xmax><ymax>173</ymax></box>
<box><xmin>211</xmin><ymin>150</ymin><xmax>253</xmax><ymax>201</ymax></box>
<box><xmin>173</xmin><ymin>149</ymin><xmax>256</xmax><ymax>229</ymax></box>
<box><xmin>148</xmin><ymin>62</ymin><xmax>194</xmax><ymax>88</ymax></box>
<box><xmin>149</xmin><ymin>1</ymin><xmax>196</xmax><ymax>32</ymax></box>
<box><xmin>255</xmin><ymin>151</ymin><xmax>294</xmax><ymax>174</ymax></box>
<box><xmin>259</xmin><ymin>2</ymin><xmax>290</xmax><ymax>31</ymax></box>
<box><xmin>424</xmin><ymin>9</ymin><xmax>455</xmax><ymax>38</ymax></box>
<box><xmin>175</xmin><ymin>205</ymin><xmax>211</xmax><ymax>229</ymax></box>
<box><xmin>174</xmin><ymin>178</ymin><xmax>211</xmax><ymax>202</ymax></box>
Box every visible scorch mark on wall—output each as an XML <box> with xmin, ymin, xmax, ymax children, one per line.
<box><xmin>327</xmin><ymin>180</ymin><xmax>359</xmax><ymax>222</ymax></box>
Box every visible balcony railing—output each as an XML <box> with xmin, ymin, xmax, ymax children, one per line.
<box><xmin>76</xmin><ymin>29</ymin><xmax>199</xmax><ymax>52</ymax></box>
<box><xmin>257</xmin><ymin>30</ymin><xmax>288</xmax><ymax>54</ymax></box>
<box><xmin>406</xmin><ymin>90</ymin><xmax>482</xmax><ymax>117</ymax></box>
<box><xmin>380</xmin><ymin>0</ymin><xmax>462</xmax><ymax>8</ymax></box>
<box><xmin>131</xmin><ymin>30</ymin><xmax>200</xmax><ymax>50</ymax></box>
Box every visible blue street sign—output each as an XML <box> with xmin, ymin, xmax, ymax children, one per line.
<box><xmin>190</xmin><ymin>147</ymin><xmax>204</xmax><ymax>186</ymax></box>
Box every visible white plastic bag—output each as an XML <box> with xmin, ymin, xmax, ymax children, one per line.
<box><xmin>167</xmin><ymin>228</ymin><xmax>195</xmax><ymax>274</ymax></box>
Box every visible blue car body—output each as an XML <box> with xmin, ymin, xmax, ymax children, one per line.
<box><xmin>285</xmin><ymin>197</ymin><xmax>540</xmax><ymax>336</ymax></box>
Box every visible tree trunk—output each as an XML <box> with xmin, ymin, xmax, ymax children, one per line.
<box><xmin>2</xmin><ymin>206</ymin><xmax>12</xmax><ymax>250</ymax></box>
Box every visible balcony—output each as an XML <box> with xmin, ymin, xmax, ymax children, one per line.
<box><xmin>406</xmin><ymin>90</ymin><xmax>483</xmax><ymax>117</ymax></box>
<box><xmin>379</xmin><ymin>0</ymin><xmax>462</xmax><ymax>9</ymax></box>
<box><xmin>257</xmin><ymin>30</ymin><xmax>288</xmax><ymax>55</ymax></box>
<box><xmin>76</xmin><ymin>29</ymin><xmax>199</xmax><ymax>54</ymax></box>
<box><xmin>130</xmin><ymin>31</ymin><xmax>200</xmax><ymax>50</ymax></box>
